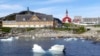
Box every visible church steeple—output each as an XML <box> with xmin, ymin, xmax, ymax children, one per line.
<box><xmin>66</xmin><ymin>9</ymin><xmax>68</xmax><ymax>16</ymax></box>
<box><xmin>62</xmin><ymin>9</ymin><xmax>71</xmax><ymax>23</ymax></box>
<box><xmin>27</xmin><ymin>7</ymin><xmax>30</xmax><ymax>14</ymax></box>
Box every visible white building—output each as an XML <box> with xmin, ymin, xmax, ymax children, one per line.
<box><xmin>73</xmin><ymin>16</ymin><xmax>100</xmax><ymax>26</ymax></box>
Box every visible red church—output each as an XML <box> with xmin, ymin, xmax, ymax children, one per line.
<box><xmin>62</xmin><ymin>10</ymin><xmax>71</xmax><ymax>23</ymax></box>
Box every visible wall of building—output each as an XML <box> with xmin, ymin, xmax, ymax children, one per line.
<box><xmin>82</xmin><ymin>18</ymin><xmax>98</xmax><ymax>24</ymax></box>
<box><xmin>73</xmin><ymin>16</ymin><xmax>100</xmax><ymax>25</ymax></box>
<box><xmin>73</xmin><ymin>16</ymin><xmax>82</xmax><ymax>23</ymax></box>
<box><xmin>2</xmin><ymin>21</ymin><xmax>54</xmax><ymax>28</ymax></box>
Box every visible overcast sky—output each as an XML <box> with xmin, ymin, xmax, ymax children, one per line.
<box><xmin>0</xmin><ymin>0</ymin><xmax>100</xmax><ymax>19</ymax></box>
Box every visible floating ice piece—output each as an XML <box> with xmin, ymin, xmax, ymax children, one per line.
<box><xmin>48</xmin><ymin>44</ymin><xmax>64</xmax><ymax>54</ymax></box>
<box><xmin>32</xmin><ymin>36</ymin><xmax>35</xmax><ymax>39</ymax></box>
<box><xmin>0</xmin><ymin>37</ymin><xmax>13</xmax><ymax>42</ymax></box>
<box><xmin>82</xmin><ymin>40</ymin><xmax>85</xmax><ymax>42</ymax></box>
<box><xmin>32</xmin><ymin>44</ymin><xmax>45</xmax><ymax>53</ymax></box>
<box><xmin>51</xmin><ymin>38</ymin><xmax>54</xmax><ymax>40</ymax></box>
<box><xmin>64</xmin><ymin>38</ymin><xmax>78</xmax><ymax>42</ymax></box>
<box><xmin>80</xmin><ymin>38</ymin><xmax>84</xmax><ymax>40</ymax></box>
<box><xmin>15</xmin><ymin>36</ymin><xmax>19</xmax><ymax>40</ymax></box>
<box><xmin>73</xmin><ymin>38</ymin><xmax>78</xmax><ymax>41</ymax></box>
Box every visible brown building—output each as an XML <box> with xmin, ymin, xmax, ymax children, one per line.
<box><xmin>2</xmin><ymin>8</ymin><xmax>54</xmax><ymax>28</ymax></box>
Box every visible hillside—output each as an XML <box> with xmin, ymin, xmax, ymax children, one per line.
<box><xmin>2</xmin><ymin>11</ymin><xmax>34</xmax><ymax>20</ymax></box>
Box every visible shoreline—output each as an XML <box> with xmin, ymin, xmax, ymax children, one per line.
<box><xmin>0</xmin><ymin>29</ymin><xmax>100</xmax><ymax>42</ymax></box>
<box><xmin>0</xmin><ymin>33</ymin><xmax>100</xmax><ymax>42</ymax></box>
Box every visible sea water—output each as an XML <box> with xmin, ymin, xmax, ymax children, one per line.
<box><xmin>0</xmin><ymin>37</ymin><xmax>100</xmax><ymax>56</ymax></box>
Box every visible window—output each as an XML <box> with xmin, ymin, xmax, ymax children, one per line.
<box><xmin>43</xmin><ymin>18</ymin><xmax>46</xmax><ymax>21</ymax></box>
<box><xmin>23</xmin><ymin>18</ymin><xmax>26</xmax><ymax>21</ymax></box>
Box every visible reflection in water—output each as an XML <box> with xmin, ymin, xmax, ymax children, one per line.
<box><xmin>33</xmin><ymin>52</ymin><xmax>64</xmax><ymax>56</ymax></box>
<box><xmin>33</xmin><ymin>53</ymin><xmax>44</xmax><ymax>56</ymax></box>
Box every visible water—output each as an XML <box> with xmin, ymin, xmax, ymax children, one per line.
<box><xmin>0</xmin><ymin>37</ymin><xmax>100</xmax><ymax>56</ymax></box>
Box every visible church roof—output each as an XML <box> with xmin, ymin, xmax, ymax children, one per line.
<box><xmin>62</xmin><ymin>16</ymin><xmax>71</xmax><ymax>23</ymax></box>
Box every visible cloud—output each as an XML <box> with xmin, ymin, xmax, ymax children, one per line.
<box><xmin>51</xmin><ymin>0</ymin><xmax>74</xmax><ymax>3</ymax></box>
<box><xmin>34</xmin><ymin>7</ymin><xmax>65</xmax><ymax>19</ymax></box>
<box><xmin>34</xmin><ymin>4</ymin><xmax>100</xmax><ymax>20</ymax></box>
<box><xmin>0</xmin><ymin>4</ymin><xmax>25</xmax><ymax>17</ymax></box>
<box><xmin>0</xmin><ymin>12</ymin><xmax>11</xmax><ymax>17</ymax></box>
<box><xmin>0</xmin><ymin>0</ymin><xmax>9</xmax><ymax>3</ymax></box>
<box><xmin>34</xmin><ymin>0</ymin><xmax>74</xmax><ymax>5</ymax></box>
<box><xmin>34</xmin><ymin>7</ymin><xmax>56</xmax><ymax>14</ymax></box>
<box><xmin>0</xmin><ymin>4</ymin><xmax>24</xmax><ymax>10</ymax></box>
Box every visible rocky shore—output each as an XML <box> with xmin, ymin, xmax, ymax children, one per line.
<box><xmin>0</xmin><ymin>29</ymin><xmax>100</xmax><ymax>42</ymax></box>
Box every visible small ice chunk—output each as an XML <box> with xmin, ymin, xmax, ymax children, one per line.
<box><xmin>15</xmin><ymin>36</ymin><xmax>19</xmax><ymax>40</ymax></box>
<box><xmin>32</xmin><ymin>44</ymin><xmax>45</xmax><ymax>53</ymax></box>
<box><xmin>0</xmin><ymin>37</ymin><xmax>13</xmax><ymax>42</ymax></box>
<box><xmin>64</xmin><ymin>38</ymin><xmax>78</xmax><ymax>42</ymax></box>
<box><xmin>49</xmin><ymin>44</ymin><xmax>64</xmax><ymax>54</ymax></box>
<box><xmin>32</xmin><ymin>36</ymin><xmax>35</xmax><ymax>39</ymax></box>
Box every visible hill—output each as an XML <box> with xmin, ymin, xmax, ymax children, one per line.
<box><xmin>2</xmin><ymin>11</ymin><xmax>34</xmax><ymax>20</ymax></box>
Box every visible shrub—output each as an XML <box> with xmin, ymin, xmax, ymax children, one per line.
<box><xmin>0</xmin><ymin>27</ymin><xmax>11</xmax><ymax>33</ymax></box>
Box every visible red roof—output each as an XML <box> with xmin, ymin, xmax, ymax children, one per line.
<box><xmin>62</xmin><ymin>16</ymin><xmax>71</xmax><ymax>23</ymax></box>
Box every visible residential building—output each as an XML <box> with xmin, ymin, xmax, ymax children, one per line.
<box><xmin>73</xmin><ymin>16</ymin><xmax>82</xmax><ymax>24</ymax></box>
<box><xmin>2</xmin><ymin>8</ymin><xmax>54</xmax><ymax>28</ymax></box>
<box><xmin>82</xmin><ymin>17</ymin><xmax>100</xmax><ymax>25</ymax></box>
<box><xmin>73</xmin><ymin>16</ymin><xmax>100</xmax><ymax>25</ymax></box>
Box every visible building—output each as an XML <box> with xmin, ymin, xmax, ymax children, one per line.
<box><xmin>73</xmin><ymin>16</ymin><xmax>100</xmax><ymax>26</ymax></box>
<box><xmin>82</xmin><ymin>17</ymin><xmax>100</xmax><ymax>25</ymax></box>
<box><xmin>62</xmin><ymin>10</ymin><xmax>71</xmax><ymax>23</ymax></box>
<box><xmin>73</xmin><ymin>16</ymin><xmax>82</xmax><ymax>24</ymax></box>
<box><xmin>2</xmin><ymin>8</ymin><xmax>54</xmax><ymax>28</ymax></box>
<box><xmin>54</xmin><ymin>18</ymin><xmax>62</xmax><ymax>28</ymax></box>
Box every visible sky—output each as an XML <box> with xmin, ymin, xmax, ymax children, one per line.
<box><xmin>0</xmin><ymin>0</ymin><xmax>100</xmax><ymax>20</ymax></box>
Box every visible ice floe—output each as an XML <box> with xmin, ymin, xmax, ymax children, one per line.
<box><xmin>0</xmin><ymin>37</ymin><xmax>13</xmax><ymax>42</ymax></box>
<box><xmin>48</xmin><ymin>44</ymin><xmax>65</xmax><ymax>54</ymax></box>
<box><xmin>64</xmin><ymin>38</ymin><xmax>78</xmax><ymax>42</ymax></box>
<box><xmin>32</xmin><ymin>44</ymin><xmax>45</xmax><ymax>53</ymax></box>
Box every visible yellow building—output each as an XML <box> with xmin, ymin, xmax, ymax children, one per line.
<box><xmin>2</xmin><ymin>10</ymin><xmax>54</xmax><ymax>28</ymax></box>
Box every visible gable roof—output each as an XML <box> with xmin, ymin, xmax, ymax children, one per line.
<box><xmin>16</xmin><ymin>14</ymin><xmax>32</xmax><ymax>21</ymax></box>
<box><xmin>30</xmin><ymin>15</ymin><xmax>40</xmax><ymax>21</ymax></box>
<box><xmin>35</xmin><ymin>13</ymin><xmax>53</xmax><ymax>21</ymax></box>
<box><xmin>16</xmin><ymin>13</ymin><xmax>53</xmax><ymax>21</ymax></box>
<box><xmin>62</xmin><ymin>16</ymin><xmax>71</xmax><ymax>23</ymax></box>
